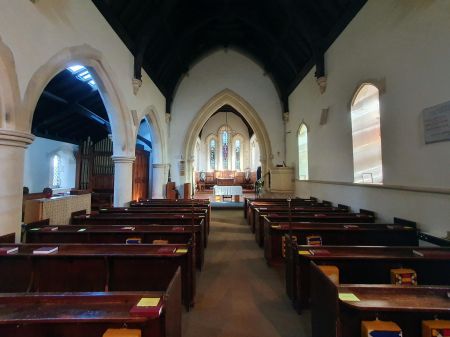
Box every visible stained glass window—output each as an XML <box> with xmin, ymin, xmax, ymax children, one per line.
<box><xmin>235</xmin><ymin>139</ymin><xmax>241</xmax><ymax>170</ymax></box>
<box><xmin>222</xmin><ymin>131</ymin><xmax>229</xmax><ymax>169</ymax></box>
<box><xmin>209</xmin><ymin>139</ymin><xmax>216</xmax><ymax>170</ymax></box>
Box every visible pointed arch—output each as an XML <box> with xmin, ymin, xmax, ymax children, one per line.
<box><xmin>20</xmin><ymin>44</ymin><xmax>134</xmax><ymax>156</ymax></box>
<box><xmin>184</xmin><ymin>88</ymin><xmax>272</xmax><ymax>183</ymax></box>
<box><xmin>0</xmin><ymin>36</ymin><xmax>21</xmax><ymax>130</ymax></box>
<box><xmin>141</xmin><ymin>105</ymin><xmax>167</xmax><ymax>164</ymax></box>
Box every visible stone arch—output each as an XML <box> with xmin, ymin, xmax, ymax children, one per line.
<box><xmin>0</xmin><ymin>36</ymin><xmax>21</xmax><ymax>130</ymax></box>
<box><xmin>184</xmin><ymin>88</ymin><xmax>273</xmax><ymax>183</ymax></box>
<box><xmin>20</xmin><ymin>44</ymin><xmax>134</xmax><ymax>156</ymax></box>
<box><xmin>141</xmin><ymin>105</ymin><xmax>167</xmax><ymax>164</ymax></box>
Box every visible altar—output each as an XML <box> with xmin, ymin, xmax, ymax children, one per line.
<box><xmin>213</xmin><ymin>185</ymin><xmax>243</xmax><ymax>202</ymax></box>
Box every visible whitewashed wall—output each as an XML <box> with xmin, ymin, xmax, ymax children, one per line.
<box><xmin>170</xmin><ymin>49</ymin><xmax>284</xmax><ymax>191</ymax></box>
<box><xmin>287</xmin><ymin>0</ymin><xmax>450</xmax><ymax>236</ymax></box>
<box><xmin>24</xmin><ymin>137</ymin><xmax>78</xmax><ymax>193</ymax></box>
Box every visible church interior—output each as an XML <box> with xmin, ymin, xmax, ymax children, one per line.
<box><xmin>0</xmin><ymin>1</ymin><xmax>449</xmax><ymax>336</ymax></box>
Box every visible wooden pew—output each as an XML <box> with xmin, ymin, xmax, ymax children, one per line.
<box><xmin>130</xmin><ymin>200</ymin><xmax>211</xmax><ymax>234</ymax></box>
<box><xmin>244</xmin><ymin>197</ymin><xmax>318</xmax><ymax>219</ymax></box>
<box><xmin>265</xmin><ymin>221</ymin><xmax>418</xmax><ymax>265</ymax></box>
<box><xmin>98</xmin><ymin>207</ymin><xmax>210</xmax><ymax>236</ymax></box>
<box><xmin>287</xmin><ymin>245</ymin><xmax>449</xmax><ymax>312</ymax></box>
<box><xmin>72</xmin><ymin>213</ymin><xmax>208</xmax><ymax>248</ymax></box>
<box><xmin>0</xmin><ymin>243</ymin><xmax>195</xmax><ymax>310</ymax></box>
<box><xmin>0</xmin><ymin>267</ymin><xmax>182</xmax><ymax>337</ymax></box>
<box><xmin>0</xmin><ymin>233</ymin><xmax>14</xmax><ymax>243</ymax></box>
<box><xmin>310</xmin><ymin>262</ymin><xmax>450</xmax><ymax>337</ymax></box>
<box><xmin>247</xmin><ymin>199</ymin><xmax>324</xmax><ymax>232</ymax></box>
<box><xmin>23</xmin><ymin>223</ymin><xmax>204</xmax><ymax>270</ymax></box>
<box><xmin>253</xmin><ymin>207</ymin><xmax>353</xmax><ymax>246</ymax></box>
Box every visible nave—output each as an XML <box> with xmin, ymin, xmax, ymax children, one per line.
<box><xmin>182</xmin><ymin>209</ymin><xmax>310</xmax><ymax>337</ymax></box>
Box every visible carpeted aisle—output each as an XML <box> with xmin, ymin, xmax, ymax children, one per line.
<box><xmin>182</xmin><ymin>210</ymin><xmax>311</xmax><ymax>337</ymax></box>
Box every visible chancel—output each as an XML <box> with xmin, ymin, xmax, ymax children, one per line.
<box><xmin>0</xmin><ymin>1</ymin><xmax>449</xmax><ymax>337</ymax></box>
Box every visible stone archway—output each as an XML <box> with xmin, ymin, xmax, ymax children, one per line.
<box><xmin>20</xmin><ymin>44</ymin><xmax>134</xmax><ymax>157</ymax></box>
<box><xmin>0</xmin><ymin>37</ymin><xmax>34</xmax><ymax>239</ymax></box>
<box><xmin>183</xmin><ymin>88</ymin><xmax>273</xmax><ymax>184</ymax></box>
<box><xmin>0</xmin><ymin>36</ymin><xmax>21</xmax><ymax>131</ymax></box>
<box><xmin>140</xmin><ymin>106</ymin><xmax>169</xmax><ymax>198</ymax></box>
<box><xmin>20</xmin><ymin>44</ymin><xmax>136</xmax><ymax>206</ymax></box>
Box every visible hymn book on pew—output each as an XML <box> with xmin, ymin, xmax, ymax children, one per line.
<box><xmin>33</xmin><ymin>246</ymin><xmax>58</xmax><ymax>254</ymax></box>
<box><xmin>157</xmin><ymin>247</ymin><xmax>176</xmax><ymax>254</ymax></box>
<box><xmin>0</xmin><ymin>247</ymin><xmax>18</xmax><ymax>255</ymax></box>
<box><xmin>41</xmin><ymin>226</ymin><xmax>58</xmax><ymax>231</ymax></box>
<box><xmin>121</xmin><ymin>226</ymin><xmax>135</xmax><ymax>231</ymax></box>
<box><xmin>129</xmin><ymin>297</ymin><xmax>162</xmax><ymax>318</ymax></box>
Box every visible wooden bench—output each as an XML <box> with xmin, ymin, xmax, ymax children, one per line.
<box><xmin>98</xmin><ymin>206</ymin><xmax>210</xmax><ymax>235</ymax></box>
<box><xmin>253</xmin><ymin>207</ymin><xmax>354</xmax><ymax>246</ymax></box>
<box><xmin>310</xmin><ymin>262</ymin><xmax>450</xmax><ymax>337</ymax></box>
<box><xmin>0</xmin><ymin>243</ymin><xmax>195</xmax><ymax>310</ymax></box>
<box><xmin>246</xmin><ymin>199</ymin><xmax>324</xmax><ymax>231</ymax></box>
<box><xmin>72</xmin><ymin>213</ymin><xmax>208</xmax><ymax>248</ymax></box>
<box><xmin>287</xmin><ymin>245</ymin><xmax>449</xmax><ymax>312</ymax></box>
<box><xmin>0</xmin><ymin>267</ymin><xmax>181</xmax><ymax>337</ymax></box>
<box><xmin>23</xmin><ymin>223</ymin><xmax>205</xmax><ymax>271</ymax></box>
<box><xmin>265</xmin><ymin>221</ymin><xmax>418</xmax><ymax>266</ymax></box>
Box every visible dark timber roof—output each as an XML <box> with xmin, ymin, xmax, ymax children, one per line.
<box><xmin>32</xmin><ymin>69</ymin><xmax>110</xmax><ymax>145</ymax></box>
<box><xmin>92</xmin><ymin>0</ymin><xmax>367</xmax><ymax>113</ymax></box>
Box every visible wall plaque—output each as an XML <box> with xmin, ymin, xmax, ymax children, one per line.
<box><xmin>423</xmin><ymin>100</ymin><xmax>450</xmax><ymax>144</ymax></box>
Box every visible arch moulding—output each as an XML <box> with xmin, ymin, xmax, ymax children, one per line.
<box><xmin>0</xmin><ymin>36</ymin><xmax>21</xmax><ymax>130</ymax></box>
<box><xmin>20</xmin><ymin>44</ymin><xmax>134</xmax><ymax>156</ymax></box>
<box><xmin>141</xmin><ymin>105</ymin><xmax>167</xmax><ymax>164</ymax></box>
<box><xmin>183</xmin><ymin>88</ymin><xmax>273</xmax><ymax>183</ymax></box>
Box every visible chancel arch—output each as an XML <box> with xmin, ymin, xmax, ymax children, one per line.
<box><xmin>184</xmin><ymin>89</ymin><xmax>272</xmax><ymax>185</ymax></box>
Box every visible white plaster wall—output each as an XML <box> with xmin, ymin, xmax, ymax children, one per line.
<box><xmin>0</xmin><ymin>0</ymin><xmax>166</xmax><ymax>147</ymax></box>
<box><xmin>23</xmin><ymin>137</ymin><xmax>78</xmax><ymax>193</ymax></box>
<box><xmin>287</xmin><ymin>0</ymin><xmax>450</xmax><ymax>236</ymax></box>
<box><xmin>170</xmin><ymin>49</ymin><xmax>284</xmax><ymax>190</ymax></box>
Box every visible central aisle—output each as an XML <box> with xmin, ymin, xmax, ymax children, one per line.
<box><xmin>182</xmin><ymin>209</ymin><xmax>311</xmax><ymax>337</ymax></box>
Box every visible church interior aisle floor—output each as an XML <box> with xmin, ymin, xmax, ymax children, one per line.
<box><xmin>182</xmin><ymin>210</ymin><xmax>311</xmax><ymax>337</ymax></box>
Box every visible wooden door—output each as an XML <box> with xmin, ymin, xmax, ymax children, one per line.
<box><xmin>132</xmin><ymin>149</ymin><xmax>150</xmax><ymax>201</ymax></box>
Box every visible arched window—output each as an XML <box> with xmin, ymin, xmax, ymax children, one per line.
<box><xmin>351</xmin><ymin>84</ymin><xmax>383</xmax><ymax>184</ymax></box>
<box><xmin>209</xmin><ymin>138</ymin><xmax>216</xmax><ymax>171</ymax></box>
<box><xmin>298</xmin><ymin>124</ymin><xmax>309</xmax><ymax>180</ymax></box>
<box><xmin>234</xmin><ymin>139</ymin><xmax>241</xmax><ymax>171</ymax></box>
<box><xmin>51</xmin><ymin>154</ymin><xmax>62</xmax><ymax>188</ymax></box>
<box><xmin>222</xmin><ymin>130</ymin><xmax>229</xmax><ymax>170</ymax></box>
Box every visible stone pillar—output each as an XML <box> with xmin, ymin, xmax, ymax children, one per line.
<box><xmin>152</xmin><ymin>163</ymin><xmax>170</xmax><ymax>199</ymax></box>
<box><xmin>0</xmin><ymin>129</ymin><xmax>34</xmax><ymax>241</ymax></box>
<box><xmin>112</xmin><ymin>155</ymin><xmax>135</xmax><ymax>206</ymax></box>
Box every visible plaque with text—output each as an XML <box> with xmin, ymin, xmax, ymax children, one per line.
<box><xmin>423</xmin><ymin>101</ymin><xmax>450</xmax><ymax>144</ymax></box>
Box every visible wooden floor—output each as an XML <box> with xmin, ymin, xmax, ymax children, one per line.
<box><xmin>182</xmin><ymin>209</ymin><xmax>310</xmax><ymax>337</ymax></box>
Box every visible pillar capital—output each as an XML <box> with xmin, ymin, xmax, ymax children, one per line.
<box><xmin>111</xmin><ymin>155</ymin><xmax>135</xmax><ymax>164</ymax></box>
<box><xmin>0</xmin><ymin>129</ymin><xmax>34</xmax><ymax>148</ymax></box>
